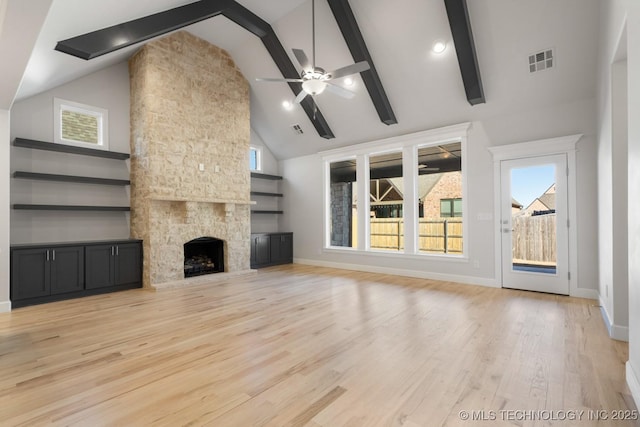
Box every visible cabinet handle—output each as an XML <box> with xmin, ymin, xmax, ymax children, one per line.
<box><xmin>111</xmin><ymin>246</ymin><xmax>114</xmax><ymax>256</ymax></box>
<box><xmin>52</xmin><ymin>250</ymin><xmax>55</xmax><ymax>261</ymax></box>
<box><xmin>116</xmin><ymin>246</ymin><xmax>119</xmax><ymax>256</ymax></box>
<box><xmin>46</xmin><ymin>250</ymin><xmax>49</xmax><ymax>261</ymax></box>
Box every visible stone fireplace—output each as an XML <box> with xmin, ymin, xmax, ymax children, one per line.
<box><xmin>184</xmin><ymin>237</ymin><xmax>224</xmax><ymax>278</ymax></box>
<box><xmin>128</xmin><ymin>31</ymin><xmax>251</xmax><ymax>288</ymax></box>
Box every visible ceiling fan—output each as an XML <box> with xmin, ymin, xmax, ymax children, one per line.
<box><xmin>256</xmin><ymin>0</ymin><xmax>370</xmax><ymax>105</ymax></box>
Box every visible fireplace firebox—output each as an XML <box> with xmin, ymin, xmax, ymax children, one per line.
<box><xmin>184</xmin><ymin>237</ymin><xmax>224</xmax><ymax>278</ymax></box>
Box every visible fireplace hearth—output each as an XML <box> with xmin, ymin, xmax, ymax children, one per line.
<box><xmin>184</xmin><ymin>237</ymin><xmax>224</xmax><ymax>278</ymax></box>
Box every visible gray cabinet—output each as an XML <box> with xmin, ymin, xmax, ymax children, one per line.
<box><xmin>11</xmin><ymin>246</ymin><xmax>84</xmax><ymax>301</ymax></box>
<box><xmin>86</xmin><ymin>242</ymin><xmax>142</xmax><ymax>289</ymax></box>
<box><xmin>250</xmin><ymin>232</ymin><xmax>293</xmax><ymax>268</ymax></box>
<box><xmin>11</xmin><ymin>240</ymin><xmax>142</xmax><ymax>308</ymax></box>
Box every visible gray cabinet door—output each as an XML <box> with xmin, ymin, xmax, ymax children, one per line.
<box><xmin>115</xmin><ymin>243</ymin><xmax>142</xmax><ymax>286</ymax></box>
<box><xmin>254</xmin><ymin>235</ymin><xmax>271</xmax><ymax>266</ymax></box>
<box><xmin>50</xmin><ymin>246</ymin><xmax>84</xmax><ymax>295</ymax></box>
<box><xmin>11</xmin><ymin>248</ymin><xmax>50</xmax><ymax>300</ymax></box>
<box><xmin>85</xmin><ymin>244</ymin><xmax>115</xmax><ymax>289</ymax></box>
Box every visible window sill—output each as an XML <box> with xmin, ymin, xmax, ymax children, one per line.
<box><xmin>322</xmin><ymin>247</ymin><xmax>469</xmax><ymax>263</ymax></box>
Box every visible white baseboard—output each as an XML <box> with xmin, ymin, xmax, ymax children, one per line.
<box><xmin>0</xmin><ymin>300</ymin><xmax>11</xmax><ymax>313</ymax></box>
<box><xmin>599</xmin><ymin>297</ymin><xmax>629</xmax><ymax>341</ymax></box>
<box><xmin>294</xmin><ymin>258</ymin><xmax>499</xmax><ymax>288</ymax></box>
<box><xmin>571</xmin><ymin>288</ymin><xmax>599</xmax><ymax>300</ymax></box>
<box><xmin>627</xmin><ymin>362</ymin><xmax>640</xmax><ymax>409</ymax></box>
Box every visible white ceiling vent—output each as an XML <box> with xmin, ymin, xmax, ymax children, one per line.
<box><xmin>291</xmin><ymin>124</ymin><xmax>304</xmax><ymax>135</ymax></box>
<box><xmin>529</xmin><ymin>49</ymin><xmax>554</xmax><ymax>73</ymax></box>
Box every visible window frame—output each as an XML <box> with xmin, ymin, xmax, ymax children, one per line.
<box><xmin>54</xmin><ymin>98</ymin><xmax>109</xmax><ymax>150</ymax></box>
<box><xmin>440</xmin><ymin>198</ymin><xmax>463</xmax><ymax>218</ymax></box>
<box><xmin>322</xmin><ymin>123</ymin><xmax>470</xmax><ymax>259</ymax></box>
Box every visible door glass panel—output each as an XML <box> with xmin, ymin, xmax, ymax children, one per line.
<box><xmin>370</xmin><ymin>152</ymin><xmax>403</xmax><ymax>251</ymax></box>
<box><xmin>510</xmin><ymin>164</ymin><xmax>557</xmax><ymax>274</ymax></box>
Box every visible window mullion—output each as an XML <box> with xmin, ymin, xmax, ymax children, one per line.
<box><xmin>403</xmin><ymin>145</ymin><xmax>418</xmax><ymax>254</ymax></box>
<box><xmin>357</xmin><ymin>154</ymin><xmax>369</xmax><ymax>251</ymax></box>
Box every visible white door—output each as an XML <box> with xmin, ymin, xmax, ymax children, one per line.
<box><xmin>500</xmin><ymin>154</ymin><xmax>569</xmax><ymax>295</ymax></box>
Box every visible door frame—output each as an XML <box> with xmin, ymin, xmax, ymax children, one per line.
<box><xmin>500</xmin><ymin>154</ymin><xmax>569</xmax><ymax>294</ymax></box>
<box><xmin>488</xmin><ymin>134</ymin><xmax>583</xmax><ymax>296</ymax></box>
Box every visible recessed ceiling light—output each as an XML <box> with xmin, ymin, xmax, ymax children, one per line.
<box><xmin>344</xmin><ymin>77</ymin><xmax>354</xmax><ymax>86</ymax></box>
<box><xmin>432</xmin><ymin>40</ymin><xmax>447</xmax><ymax>54</ymax></box>
<box><xmin>282</xmin><ymin>100</ymin><xmax>293</xmax><ymax>110</ymax></box>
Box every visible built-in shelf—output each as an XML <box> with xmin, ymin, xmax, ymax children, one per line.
<box><xmin>149</xmin><ymin>196</ymin><xmax>255</xmax><ymax>205</ymax></box>
<box><xmin>13</xmin><ymin>171</ymin><xmax>130</xmax><ymax>186</ymax></box>
<box><xmin>13</xmin><ymin>204</ymin><xmax>131</xmax><ymax>212</ymax></box>
<box><xmin>251</xmin><ymin>210</ymin><xmax>284</xmax><ymax>214</ymax></box>
<box><xmin>250</xmin><ymin>191</ymin><xmax>283</xmax><ymax>197</ymax></box>
<box><xmin>251</xmin><ymin>172</ymin><xmax>283</xmax><ymax>180</ymax></box>
<box><xmin>13</xmin><ymin>138</ymin><xmax>130</xmax><ymax>160</ymax></box>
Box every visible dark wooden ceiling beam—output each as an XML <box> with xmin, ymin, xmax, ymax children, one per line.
<box><xmin>223</xmin><ymin>3</ymin><xmax>334</xmax><ymax>139</ymax></box>
<box><xmin>327</xmin><ymin>0</ymin><xmax>397</xmax><ymax>126</ymax></box>
<box><xmin>444</xmin><ymin>0</ymin><xmax>485</xmax><ymax>105</ymax></box>
<box><xmin>55</xmin><ymin>0</ymin><xmax>233</xmax><ymax>60</ymax></box>
<box><xmin>55</xmin><ymin>0</ymin><xmax>335</xmax><ymax>139</ymax></box>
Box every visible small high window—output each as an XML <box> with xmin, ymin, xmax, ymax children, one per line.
<box><xmin>249</xmin><ymin>146</ymin><xmax>262</xmax><ymax>171</ymax></box>
<box><xmin>54</xmin><ymin>98</ymin><xmax>108</xmax><ymax>150</ymax></box>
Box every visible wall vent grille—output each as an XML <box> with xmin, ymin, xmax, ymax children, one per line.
<box><xmin>291</xmin><ymin>124</ymin><xmax>304</xmax><ymax>135</ymax></box>
<box><xmin>529</xmin><ymin>49</ymin><xmax>554</xmax><ymax>73</ymax></box>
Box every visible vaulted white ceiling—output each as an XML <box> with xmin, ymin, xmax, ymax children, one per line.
<box><xmin>11</xmin><ymin>0</ymin><xmax>600</xmax><ymax>159</ymax></box>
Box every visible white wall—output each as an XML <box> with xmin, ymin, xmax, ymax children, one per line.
<box><xmin>612</xmin><ymin>60</ymin><xmax>629</xmax><ymax>335</ymax></box>
<box><xmin>598</xmin><ymin>0</ymin><xmax>640</xmax><ymax>407</ymax></box>
<box><xmin>597</xmin><ymin>0</ymin><xmax>630</xmax><ymax>340</ymax></box>
<box><xmin>0</xmin><ymin>109</ymin><xmax>10</xmax><ymax>312</ymax></box>
<box><xmin>10</xmin><ymin>62</ymin><xmax>131</xmax><ymax>244</ymax></box>
<box><xmin>280</xmin><ymin>98</ymin><xmax>598</xmax><ymax>292</ymax></box>
<box><xmin>625</xmin><ymin>0</ymin><xmax>640</xmax><ymax>407</ymax></box>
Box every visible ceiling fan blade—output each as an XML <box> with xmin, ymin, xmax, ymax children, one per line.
<box><xmin>327</xmin><ymin>61</ymin><xmax>370</xmax><ymax>80</ymax></box>
<box><xmin>294</xmin><ymin>90</ymin><xmax>308</xmax><ymax>104</ymax></box>
<box><xmin>256</xmin><ymin>77</ymin><xmax>304</xmax><ymax>82</ymax></box>
<box><xmin>325</xmin><ymin>82</ymin><xmax>356</xmax><ymax>99</ymax></box>
<box><xmin>292</xmin><ymin>49</ymin><xmax>313</xmax><ymax>72</ymax></box>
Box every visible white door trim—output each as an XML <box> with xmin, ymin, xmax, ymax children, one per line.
<box><xmin>488</xmin><ymin>134</ymin><xmax>582</xmax><ymax>296</ymax></box>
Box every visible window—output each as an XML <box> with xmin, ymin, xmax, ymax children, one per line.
<box><xmin>323</xmin><ymin>123</ymin><xmax>469</xmax><ymax>257</ymax></box>
<box><xmin>54</xmin><ymin>98</ymin><xmax>108</xmax><ymax>150</ymax></box>
<box><xmin>370</xmin><ymin>152</ymin><xmax>403</xmax><ymax>252</ymax></box>
<box><xmin>440</xmin><ymin>198</ymin><xmax>463</xmax><ymax>217</ymax></box>
<box><xmin>418</xmin><ymin>142</ymin><xmax>463</xmax><ymax>254</ymax></box>
<box><xmin>249</xmin><ymin>146</ymin><xmax>262</xmax><ymax>171</ymax></box>
<box><xmin>329</xmin><ymin>159</ymin><xmax>357</xmax><ymax>248</ymax></box>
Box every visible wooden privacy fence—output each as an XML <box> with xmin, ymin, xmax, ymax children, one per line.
<box><xmin>512</xmin><ymin>214</ymin><xmax>556</xmax><ymax>263</ymax></box>
<box><xmin>369</xmin><ymin>218</ymin><xmax>463</xmax><ymax>253</ymax></box>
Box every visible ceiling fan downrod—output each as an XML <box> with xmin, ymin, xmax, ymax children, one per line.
<box><xmin>312</xmin><ymin>0</ymin><xmax>316</xmax><ymax>69</ymax></box>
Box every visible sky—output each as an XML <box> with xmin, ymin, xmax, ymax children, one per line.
<box><xmin>511</xmin><ymin>164</ymin><xmax>555</xmax><ymax>209</ymax></box>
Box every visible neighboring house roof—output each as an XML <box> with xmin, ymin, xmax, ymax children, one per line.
<box><xmin>538</xmin><ymin>193</ymin><xmax>555</xmax><ymax>210</ymax></box>
<box><xmin>389</xmin><ymin>174</ymin><xmax>443</xmax><ymax>201</ymax></box>
<box><xmin>511</xmin><ymin>198</ymin><xmax>523</xmax><ymax>209</ymax></box>
<box><xmin>524</xmin><ymin>184</ymin><xmax>556</xmax><ymax>212</ymax></box>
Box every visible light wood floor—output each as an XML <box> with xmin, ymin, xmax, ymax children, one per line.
<box><xmin>0</xmin><ymin>264</ymin><xmax>635</xmax><ymax>426</ymax></box>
